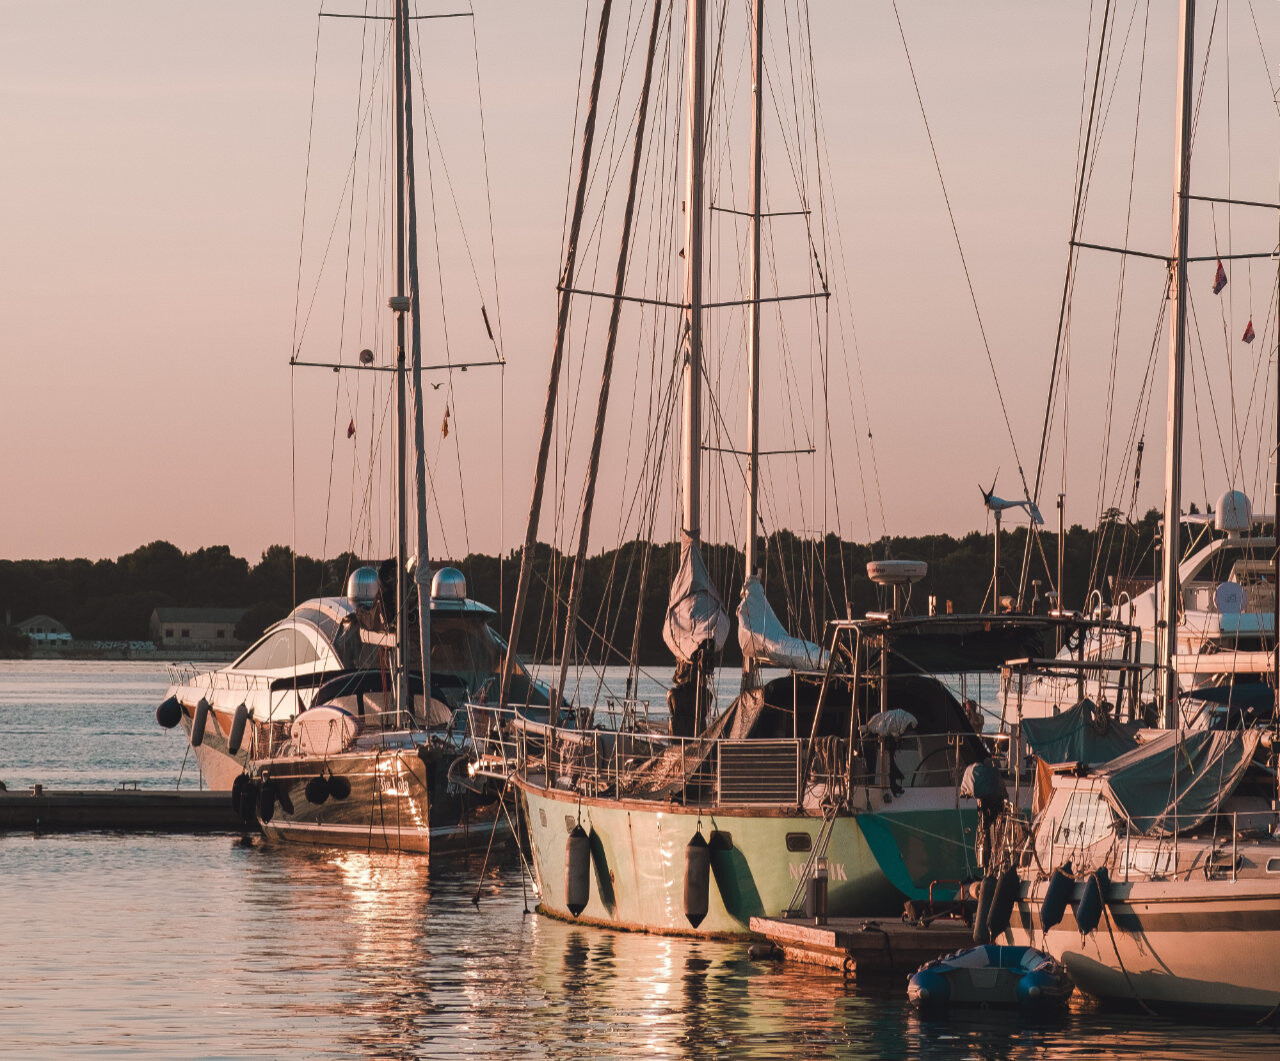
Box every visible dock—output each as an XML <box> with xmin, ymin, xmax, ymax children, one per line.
<box><xmin>750</xmin><ymin>915</ymin><xmax>973</xmax><ymax>979</ymax></box>
<box><xmin>0</xmin><ymin>785</ymin><xmax>245</xmax><ymax>834</ymax></box>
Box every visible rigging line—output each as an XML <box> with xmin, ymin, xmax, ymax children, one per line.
<box><xmin>1094</xmin><ymin>0</ymin><xmax>1152</xmax><ymax>533</ymax></box>
<box><xmin>296</xmin><ymin>30</ymin><xmax>397</xmax><ymax>356</ymax></box>
<box><xmin>325</xmin><ymin>2</ymin><xmax>375</xmax><ymax>567</ymax></box>
<box><xmin>467</xmin><ymin>0</ymin><xmax>505</xmax><ymax>358</ymax></box>
<box><xmin>410</xmin><ymin>21</ymin><xmax>471</xmax><ymax>554</ymax></box>
<box><xmin>1025</xmin><ymin>0</ymin><xmax>1115</xmax><ymax>580</ymax></box>
<box><xmin>292</xmin><ymin>6</ymin><xmax>326</xmax><ymax>359</ymax></box>
<box><xmin>1186</xmin><ymin>313</ymin><xmax>1214</xmax><ymax>510</ymax></box>
<box><xmin>502</xmin><ymin>0</ymin><xmax>616</xmax><ymax>709</ymax></box>
<box><xmin>1247</xmin><ymin>1</ymin><xmax>1280</xmax><ymax>117</ymax></box>
<box><xmin>614</xmin><ymin>9</ymin><xmax>676</xmax><ymax>553</ymax></box>
<box><xmin>1188</xmin><ymin>0</ymin><xmax>1223</xmax><ymax>153</ymax></box>
<box><xmin>1187</xmin><ymin>290</ymin><xmax>1235</xmax><ymax>481</ymax></box>
<box><xmin>806</xmin><ymin>59</ymin><xmax>885</xmax><ymax>546</ymax></box>
<box><xmin>890</xmin><ymin>1</ymin><xmax>1031</xmax><ymax>504</ymax></box>
<box><xmin>555</xmin><ymin>0</ymin><xmax>663</xmax><ymax>705</ymax></box>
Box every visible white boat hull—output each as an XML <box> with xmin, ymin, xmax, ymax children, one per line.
<box><xmin>1007</xmin><ymin>876</ymin><xmax>1280</xmax><ymax>1012</ymax></box>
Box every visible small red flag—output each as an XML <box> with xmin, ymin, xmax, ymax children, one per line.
<box><xmin>347</xmin><ymin>418</ymin><xmax>356</xmax><ymax>439</ymax></box>
<box><xmin>1243</xmin><ymin>319</ymin><xmax>1256</xmax><ymax>344</ymax></box>
<box><xmin>1212</xmin><ymin>259</ymin><xmax>1228</xmax><ymax>294</ymax></box>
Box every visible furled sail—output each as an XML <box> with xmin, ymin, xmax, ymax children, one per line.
<box><xmin>663</xmin><ymin>534</ymin><xmax>730</xmax><ymax>663</ymax></box>
<box><xmin>736</xmin><ymin>574</ymin><xmax>827</xmax><ymax>670</ymax></box>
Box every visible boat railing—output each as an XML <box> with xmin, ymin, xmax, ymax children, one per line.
<box><xmin>487</xmin><ymin>712</ymin><xmax>977</xmax><ymax>806</ymax></box>
<box><xmin>462</xmin><ymin>703</ymin><xmax>524</xmax><ymax>781</ymax></box>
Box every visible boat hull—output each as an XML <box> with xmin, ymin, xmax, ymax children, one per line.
<box><xmin>518</xmin><ymin>781</ymin><xmax>980</xmax><ymax>937</ymax></box>
<box><xmin>179</xmin><ymin>708</ymin><xmax>252</xmax><ymax>790</ymax></box>
<box><xmin>257</xmin><ymin>746</ymin><xmax>434</xmax><ymax>853</ymax></box>
<box><xmin>1007</xmin><ymin>876</ymin><xmax>1280</xmax><ymax>1012</ymax></box>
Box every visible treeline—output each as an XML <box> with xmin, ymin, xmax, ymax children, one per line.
<box><xmin>1</xmin><ymin>510</ymin><xmax>1173</xmax><ymax>663</ymax></box>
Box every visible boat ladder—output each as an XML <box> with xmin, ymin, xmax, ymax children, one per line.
<box><xmin>784</xmin><ymin>799</ymin><xmax>840</xmax><ymax>917</ymax></box>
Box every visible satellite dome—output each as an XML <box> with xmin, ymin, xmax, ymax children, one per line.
<box><xmin>346</xmin><ymin>567</ymin><xmax>381</xmax><ymax>610</ymax></box>
<box><xmin>431</xmin><ymin>567</ymin><xmax>467</xmax><ymax>601</ymax></box>
<box><xmin>1215</xmin><ymin>490</ymin><xmax>1252</xmax><ymax>535</ymax></box>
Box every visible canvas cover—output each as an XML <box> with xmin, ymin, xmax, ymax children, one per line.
<box><xmin>1020</xmin><ymin>698</ymin><xmax>1138</xmax><ymax>766</ymax></box>
<box><xmin>663</xmin><ymin>534</ymin><xmax>730</xmax><ymax>663</ymax></box>
<box><xmin>1096</xmin><ymin>727</ymin><xmax>1262</xmax><ymax>836</ymax></box>
<box><xmin>736</xmin><ymin>575</ymin><xmax>827</xmax><ymax>670</ymax></box>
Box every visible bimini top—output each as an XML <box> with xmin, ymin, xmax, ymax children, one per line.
<box><xmin>1087</xmin><ymin>727</ymin><xmax>1262</xmax><ymax>836</ymax></box>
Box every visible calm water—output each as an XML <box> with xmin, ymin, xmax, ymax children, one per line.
<box><xmin>1</xmin><ymin>660</ymin><xmax>1276</xmax><ymax>1058</ymax></box>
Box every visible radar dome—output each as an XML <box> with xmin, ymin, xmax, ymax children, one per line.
<box><xmin>346</xmin><ymin>566</ymin><xmax>381</xmax><ymax>610</ymax></box>
<box><xmin>1215</xmin><ymin>490</ymin><xmax>1252</xmax><ymax>535</ymax></box>
<box><xmin>431</xmin><ymin>567</ymin><xmax>467</xmax><ymax>601</ymax></box>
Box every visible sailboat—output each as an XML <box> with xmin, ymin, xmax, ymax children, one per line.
<box><xmin>993</xmin><ymin>0</ymin><xmax>1280</xmax><ymax>1012</ymax></box>
<box><xmin>464</xmin><ymin>0</ymin><xmax>1074</xmax><ymax>937</ymax></box>
<box><xmin>198</xmin><ymin>0</ymin><xmax>516</xmax><ymax>853</ymax></box>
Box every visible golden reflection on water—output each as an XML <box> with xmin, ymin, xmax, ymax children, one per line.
<box><xmin>4</xmin><ymin>834</ymin><xmax>1280</xmax><ymax>1059</ymax></box>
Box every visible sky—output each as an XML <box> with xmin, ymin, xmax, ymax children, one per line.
<box><xmin>4</xmin><ymin>1</ymin><xmax>1279</xmax><ymax>565</ymax></box>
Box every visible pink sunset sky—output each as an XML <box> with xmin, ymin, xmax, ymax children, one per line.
<box><xmin>4</xmin><ymin>2</ymin><xmax>1278</xmax><ymax>565</ymax></box>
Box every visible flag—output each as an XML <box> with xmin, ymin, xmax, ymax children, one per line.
<box><xmin>347</xmin><ymin>418</ymin><xmax>355</xmax><ymax>439</ymax></box>
<box><xmin>441</xmin><ymin>406</ymin><xmax>450</xmax><ymax>439</ymax></box>
<box><xmin>1212</xmin><ymin>259</ymin><xmax>1228</xmax><ymax>294</ymax></box>
<box><xmin>1243</xmin><ymin>319</ymin><xmax>1256</xmax><ymax>344</ymax></box>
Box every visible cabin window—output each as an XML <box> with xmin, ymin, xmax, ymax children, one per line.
<box><xmin>785</xmin><ymin>833</ymin><xmax>812</xmax><ymax>853</ymax></box>
<box><xmin>165</xmin><ymin>629</ymin><xmax>173</xmax><ymax>638</ymax></box>
<box><xmin>1267</xmin><ymin>858</ymin><xmax>1280</xmax><ymax>874</ymax></box>
<box><xmin>181</xmin><ymin>629</ymin><xmax>190</xmax><ymax>639</ymax></box>
<box><xmin>216</xmin><ymin>630</ymin><xmax>225</xmax><ymax>639</ymax></box>
<box><xmin>1054</xmin><ymin>790</ymin><xmax>1114</xmax><ymax>849</ymax></box>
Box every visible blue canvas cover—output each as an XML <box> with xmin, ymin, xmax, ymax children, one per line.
<box><xmin>1020</xmin><ymin>698</ymin><xmax>1138</xmax><ymax>765</ymax></box>
<box><xmin>1096</xmin><ymin>728</ymin><xmax>1262</xmax><ymax>836</ymax></box>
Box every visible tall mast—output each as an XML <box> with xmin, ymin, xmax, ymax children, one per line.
<box><xmin>742</xmin><ymin>0</ymin><xmax>764</xmax><ymax>683</ymax></box>
<box><xmin>744</xmin><ymin>0</ymin><xmax>763</xmax><ymax>586</ymax></box>
<box><xmin>392</xmin><ymin>0</ymin><xmax>410</xmax><ymax>720</ymax></box>
<box><xmin>680</xmin><ymin>0</ymin><xmax>707</xmax><ymax>543</ymax></box>
<box><xmin>554</xmin><ymin>0</ymin><xmax>663</xmax><ymax>712</ymax></box>
<box><xmin>498</xmin><ymin>0</ymin><xmax>613</xmax><ymax>709</ymax></box>
<box><xmin>1159</xmin><ymin>0</ymin><xmax>1195</xmax><ymax>729</ymax></box>
<box><xmin>402</xmin><ymin>0</ymin><xmax>430</xmax><ymax>717</ymax></box>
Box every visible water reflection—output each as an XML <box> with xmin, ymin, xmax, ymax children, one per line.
<box><xmin>5</xmin><ymin>834</ymin><xmax>1280</xmax><ymax>1058</ymax></box>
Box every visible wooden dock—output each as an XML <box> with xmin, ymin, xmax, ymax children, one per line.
<box><xmin>0</xmin><ymin>786</ymin><xmax>245</xmax><ymax>834</ymax></box>
<box><xmin>749</xmin><ymin>915</ymin><xmax>973</xmax><ymax>980</ymax></box>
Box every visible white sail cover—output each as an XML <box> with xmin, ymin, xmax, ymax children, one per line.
<box><xmin>663</xmin><ymin>534</ymin><xmax>730</xmax><ymax>663</ymax></box>
<box><xmin>736</xmin><ymin>574</ymin><xmax>828</xmax><ymax>670</ymax></box>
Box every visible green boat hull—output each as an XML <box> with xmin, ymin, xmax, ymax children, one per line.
<box><xmin>519</xmin><ymin>782</ymin><xmax>981</xmax><ymax>937</ymax></box>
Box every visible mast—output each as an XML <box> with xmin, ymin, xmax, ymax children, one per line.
<box><xmin>402</xmin><ymin>0</ymin><xmax>430</xmax><ymax>718</ymax></box>
<box><xmin>554</xmin><ymin>0</ymin><xmax>663</xmax><ymax>712</ymax></box>
<box><xmin>1159</xmin><ymin>0</ymin><xmax>1195</xmax><ymax>730</ymax></box>
<box><xmin>498</xmin><ymin>0</ymin><xmax>613</xmax><ymax>710</ymax></box>
<box><xmin>1274</xmin><ymin>164</ymin><xmax>1279</xmax><ymax>723</ymax></box>
<box><xmin>681</xmin><ymin>0</ymin><xmax>707</xmax><ymax>543</ymax></box>
<box><xmin>742</xmin><ymin>0</ymin><xmax>764</xmax><ymax>683</ymax></box>
<box><xmin>392</xmin><ymin>0</ymin><xmax>410</xmax><ymax>721</ymax></box>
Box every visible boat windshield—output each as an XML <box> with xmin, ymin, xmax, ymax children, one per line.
<box><xmin>233</xmin><ymin>628</ymin><xmax>321</xmax><ymax>671</ymax></box>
